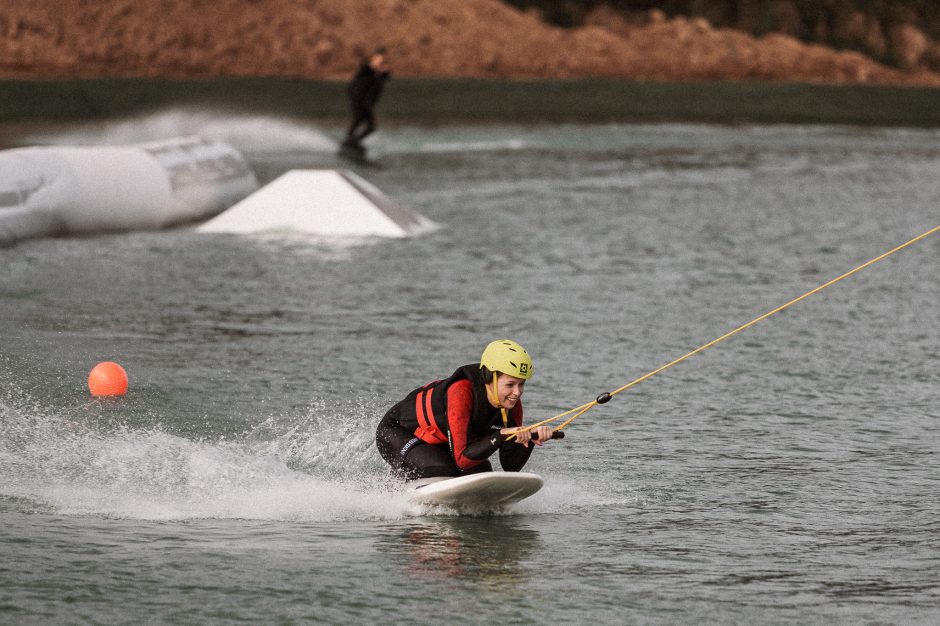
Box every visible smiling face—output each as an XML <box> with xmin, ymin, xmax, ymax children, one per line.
<box><xmin>485</xmin><ymin>373</ymin><xmax>526</xmax><ymax>409</ymax></box>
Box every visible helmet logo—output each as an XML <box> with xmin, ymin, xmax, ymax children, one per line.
<box><xmin>518</xmin><ymin>362</ymin><xmax>529</xmax><ymax>375</ymax></box>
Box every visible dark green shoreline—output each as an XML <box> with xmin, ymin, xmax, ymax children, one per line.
<box><xmin>1</xmin><ymin>78</ymin><xmax>939</xmax><ymax>127</ymax></box>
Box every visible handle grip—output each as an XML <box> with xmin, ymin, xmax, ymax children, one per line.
<box><xmin>530</xmin><ymin>430</ymin><xmax>565</xmax><ymax>441</ymax></box>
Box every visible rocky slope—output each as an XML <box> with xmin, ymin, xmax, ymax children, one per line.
<box><xmin>509</xmin><ymin>0</ymin><xmax>940</xmax><ymax>73</ymax></box>
<box><xmin>1</xmin><ymin>0</ymin><xmax>938</xmax><ymax>86</ymax></box>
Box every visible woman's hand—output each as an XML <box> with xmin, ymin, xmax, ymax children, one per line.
<box><xmin>500</xmin><ymin>425</ymin><xmax>554</xmax><ymax>447</ymax></box>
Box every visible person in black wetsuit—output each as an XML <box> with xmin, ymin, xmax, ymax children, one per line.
<box><xmin>375</xmin><ymin>339</ymin><xmax>555</xmax><ymax>480</ymax></box>
<box><xmin>342</xmin><ymin>48</ymin><xmax>390</xmax><ymax>151</ymax></box>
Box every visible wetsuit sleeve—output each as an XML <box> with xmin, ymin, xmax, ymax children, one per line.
<box><xmin>499</xmin><ymin>403</ymin><xmax>534</xmax><ymax>472</ymax></box>
<box><xmin>447</xmin><ymin>380</ymin><xmax>496</xmax><ymax>471</ymax></box>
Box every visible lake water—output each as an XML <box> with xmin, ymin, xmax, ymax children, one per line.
<box><xmin>2</xmin><ymin>112</ymin><xmax>939</xmax><ymax>623</ymax></box>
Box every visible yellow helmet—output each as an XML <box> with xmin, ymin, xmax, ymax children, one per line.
<box><xmin>480</xmin><ymin>339</ymin><xmax>533</xmax><ymax>380</ymax></box>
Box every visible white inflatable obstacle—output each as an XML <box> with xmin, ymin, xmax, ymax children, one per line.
<box><xmin>0</xmin><ymin>136</ymin><xmax>257</xmax><ymax>247</ymax></box>
<box><xmin>197</xmin><ymin>169</ymin><xmax>435</xmax><ymax>238</ymax></box>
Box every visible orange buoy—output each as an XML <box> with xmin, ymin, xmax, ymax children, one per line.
<box><xmin>88</xmin><ymin>361</ymin><xmax>128</xmax><ymax>397</ymax></box>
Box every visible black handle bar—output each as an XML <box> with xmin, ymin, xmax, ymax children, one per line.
<box><xmin>530</xmin><ymin>430</ymin><xmax>565</xmax><ymax>441</ymax></box>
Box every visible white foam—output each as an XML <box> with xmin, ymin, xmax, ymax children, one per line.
<box><xmin>1</xmin><ymin>391</ymin><xmax>594</xmax><ymax>522</ymax></box>
<box><xmin>0</xmin><ymin>421</ymin><xmax>408</xmax><ymax>521</ymax></box>
<box><xmin>417</xmin><ymin>138</ymin><xmax>529</xmax><ymax>153</ymax></box>
<box><xmin>25</xmin><ymin>108</ymin><xmax>337</xmax><ymax>155</ymax></box>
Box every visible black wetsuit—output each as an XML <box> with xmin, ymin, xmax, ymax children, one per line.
<box><xmin>343</xmin><ymin>61</ymin><xmax>390</xmax><ymax>148</ymax></box>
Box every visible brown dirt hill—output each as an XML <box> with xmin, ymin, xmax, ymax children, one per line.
<box><xmin>1</xmin><ymin>0</ymin><xmax>938</xmax><ymax>86</ymax></box>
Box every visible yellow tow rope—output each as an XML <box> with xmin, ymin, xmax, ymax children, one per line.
<box><xmin>515</xmin><ymin>224</ymin><xmax>940</xmax><ymax>439</ymax></box>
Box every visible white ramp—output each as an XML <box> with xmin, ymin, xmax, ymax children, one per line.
<box><xmin>197</xmin><ymin>169</ymin><xmax>433</xmax><ymax>238</ymax></box>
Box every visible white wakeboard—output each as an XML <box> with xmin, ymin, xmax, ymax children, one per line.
<box><xmin>407</xmin><ymin>472</ymin><xmax>543</xmax><ymax>509</ymax></box>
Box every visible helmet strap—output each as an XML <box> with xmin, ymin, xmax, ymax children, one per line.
<box><xmin>486</xmin><ymin>371</ymin><xmax>501</xmax><ymax>407</ymax></box>
<box><xmin>486</xmin><ymin>371</ymin><xmax>510</xmax><ymax>428</ymax></box>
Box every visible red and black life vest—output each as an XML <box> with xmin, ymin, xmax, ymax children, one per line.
<box><xmin>396</xmin><ymin>363</ymin><xmax>504</xmax><ymax>445</ymax></box>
